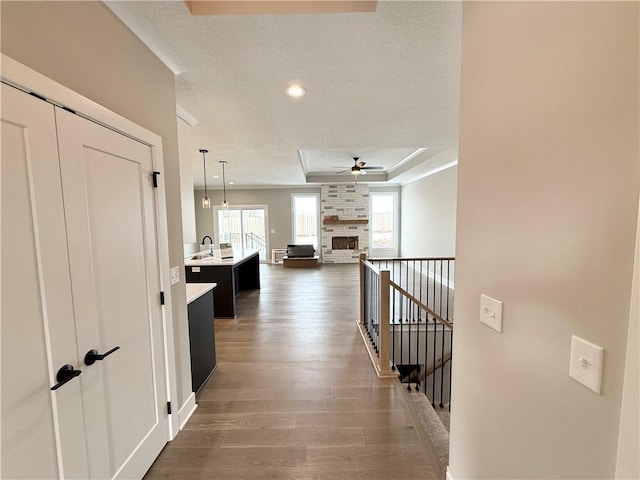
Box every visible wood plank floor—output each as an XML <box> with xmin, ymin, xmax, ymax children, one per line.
<box><xmin>145</xmin><ymin>264</ymin><xmax>443</xmax><ymax>480</ymax></box>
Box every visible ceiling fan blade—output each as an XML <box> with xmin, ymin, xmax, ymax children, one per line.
<box><xmin>331</xmin><ymin>165</ymin><xmax>350</xmax><ymax>169</ymax></box>
<box><xmin>356</xmin><ymin>161</ymin><xmax>366</xmax><ymax>168</ymax></box>
<box><xmin>335</xmin><ymin>169</ymin><xmax>351</xmax><ymax>174</ymax></box>
<box><xmin>361</xmin><ymin>166</ymin><xmax>383</xmax><ymax>170</ymax></box>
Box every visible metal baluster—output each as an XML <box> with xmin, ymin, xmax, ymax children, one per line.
<box><xmin>448</xmin><ymin>328</ymin><xmax>453</xmax><ymax>411</ymax></box>
<box><xmin>446</xmin><ymin>260</ymin><xmax>450</xmax><ymax>322</ymax></box>
<box><xmin>374</xmin><ymin>273</ymin><xmax>379</xmax><ymax>354</ymax></box>
<box><xmin>399</xmin><ymin>282</ymin><xmax>404</xmax><ymax>369</ymax></box>
<box><xmin>424</xmin><ymin>313</ymin><xmax>429</xmax><ymax>397</ymax></box>
<box><xmin>391</xmin><ymin>264</ymin><xmax>396</xmax><ymax>371</ymax></box>
<box><xmin>406</xmin><ymin>292</ymin><xmax>412</xmax><ymax>391</ymax></box>
<box><xmin>439</xmin><ymin>260</ymin><xmax>443</xmax><ymax>319</ymax></box>
<box><xmin>440</xmin><ymin>321</ymin><xmax>446</xmax><ymax>407</ymax></box>
<box><xmin>431</xmin><ymin>262</ymin><xmax>437</xmax><ymax>408</ymax></box>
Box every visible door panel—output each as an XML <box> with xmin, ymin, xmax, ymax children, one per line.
<box><xmin>1</xmin><ymin>84</ymin><xmax>89</xmax><ymax>478</ymax></box>
<box><xmin>55</xmin><ymin>108</ymin><xmax>167</xmax><ymax>479</ymax></box>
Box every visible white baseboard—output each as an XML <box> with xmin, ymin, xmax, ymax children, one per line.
<box><xmin>446</xmin><ymin>466</ymin><xmax>455</xmax><ymax>480</ymax></box>
<box><xmin>178</xmin><ymin>392</ymin><xmax>197</xmax><ymax>431</ymax></box>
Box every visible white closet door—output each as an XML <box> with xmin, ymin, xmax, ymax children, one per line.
<box><xmin>55</xmin><ymin>108</ymin><xmax>168</xmax><ymax>479</ymax></box>
<box><xmin>1</xmin><ymin>84</ymin><xmax>89</xmax><ymax>478</ymax></box>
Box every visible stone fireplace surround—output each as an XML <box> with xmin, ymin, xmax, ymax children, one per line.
<box><xmin>321</xmin><ymin>184</ymin><xmax>369</xmax><ymax>264</ymax></box>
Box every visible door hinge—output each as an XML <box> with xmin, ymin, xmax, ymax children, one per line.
<box><xmin>152</xmin><ymin>171</ymin><xmax>161</xmax><ymax>188</ymax></box>
<box><xmin>160</xmin><ymin>291</ymin><xmax>165</xmax><ymax>305</ymax></box>
<box><xmin>167</xmin><ymin>401</ymin><xmax>172</xmax><ymax>415</ymax></box>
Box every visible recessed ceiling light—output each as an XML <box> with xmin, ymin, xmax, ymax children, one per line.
<box><xmin>211</xmin><ymin>174</ymin><xmax>219</xmax><ymax>178</ymax></box>
<box><xmin>229</xmin><ymin>181</ymin><xmax>234</xmax><ymax>185</ymax></box>
<box><xmin>285</xmin><ymin>85</ymin><xmax>306</xmax><ymax>97</ymax></box>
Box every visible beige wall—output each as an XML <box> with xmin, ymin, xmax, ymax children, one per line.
<box><xmin>1</xmin><ymin>2</ymin><xmax>193</xmax><ymax>408</ymax></box>
<box><xmin>451</xmin><ymin>2</ymin><xmax>639</xmax><ymax>479</ymax></box>
<box><xmin>400</xmin><ymin>166</ymin><xmax>457</xmax><ymax>257</ymax></box>
<box><xmin>194</xmin><ymin>187</ymin><xmax>321</xmax><ymax>257</ymax></box>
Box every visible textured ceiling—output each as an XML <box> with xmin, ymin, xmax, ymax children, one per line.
<box><xmin>124</xmin><ymin>1</ymin><xmax>462</xmax><ymax>187</ymax></box>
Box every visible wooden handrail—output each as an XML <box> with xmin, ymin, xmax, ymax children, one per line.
<box><xmin>367</xmin><ymin>256</ymin><xmax>455</xmax><ymax>262</ymax></box>
<box><xmin>360</xmin><ymin>258</ymin><xmax>381</xmax><ymax>273</ymax></box>
<box><xmin>388</xmin><ymin>280</ymin><xmax>453</xmax><ymax>329</ymax></box>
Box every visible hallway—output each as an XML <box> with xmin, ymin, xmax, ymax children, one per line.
<box><xmin>145</xmin><ymin>264</ymin><xmax>442</xmax><ymax>479</ymax></box>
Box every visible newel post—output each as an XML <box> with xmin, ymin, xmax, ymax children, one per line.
<box><xmin>379</xmin><ymin>269</ymin><xmax>391</xmax><ymax>374</ymax></box>
<box><xmin>359</xmin><ymin>253</ymin><xmax>366</xmax><ymax>326</ymax></box>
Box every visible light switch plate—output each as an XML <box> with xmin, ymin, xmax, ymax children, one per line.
<box><xmin>480</xmin><ymin>294</ymin><xmax>503</xmax><ymax>333</ymax></box>
<box><xmin>569</xmin><ymin>335</ymin><xmax>604</xmax><ymax>394</ymax></box>
<box><xmin>169</xmin><ymin>266</ymin><xmax>180</xmax><ymax>286</ymax></box>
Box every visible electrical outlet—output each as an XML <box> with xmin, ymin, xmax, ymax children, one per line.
<box><xmin>169</xmin><ymin>266</ymin><xmax>180</xmax><ymax>286</ymax></box>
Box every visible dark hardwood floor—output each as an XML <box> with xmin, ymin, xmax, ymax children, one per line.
<box><xmin>145</xmin><ymin>264</ymin><xmax>443</xmax><ymax>480</ymax></box>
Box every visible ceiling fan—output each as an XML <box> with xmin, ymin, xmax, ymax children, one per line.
<box><xmin>333</xmin><ymin>157</ymin><xmax>384</xmax><ymax>176</ymax></box>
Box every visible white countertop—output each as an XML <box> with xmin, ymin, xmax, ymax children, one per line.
<box><xmin>186</xmin><ymin>283</ymin><xmax>216</xmax><ymax>304</ymax></box>
<box><xmin>184</xmin><ymin>248</ymin><xmax>259</xmax><ymax>267</ymax></box>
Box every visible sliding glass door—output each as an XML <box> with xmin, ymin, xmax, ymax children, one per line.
<box><xmin>216</xmin><ymin>206</ymin><xmax>268</xmax><ymax>261</ymax></box>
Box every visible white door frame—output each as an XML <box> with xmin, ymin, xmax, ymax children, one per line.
<box><xmin>1</xmin><ymin>54</ymin><xmax>180</xmax><ymax>439</ymax></box>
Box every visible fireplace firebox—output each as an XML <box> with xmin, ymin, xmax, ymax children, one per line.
<box><xmin>332</xmin><ymin>236</ymin><xmax>359</xmax><ymax>250</ymax></box>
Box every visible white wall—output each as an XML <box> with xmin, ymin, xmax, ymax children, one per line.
<box><xmin>1</xmin><ymin>1</ymin><xmax>193</xmax><ymax>412</ymax></box>
<box><xmin>400</xmin><ymin>166</ymin><xmax>457</xmax><ymax>257</ymax></box>
<box><xmin>451</xmin><ymin>3</ymin><xmax>639</xmax><ymax>479</ymax></box>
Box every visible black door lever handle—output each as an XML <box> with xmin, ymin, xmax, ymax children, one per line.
<box><xmin>51</xmin><ymin>364</ymin><xmax>82</xmax><ymax>391</ymax></box>
<box><xmin>84</xmin><ymin>346</ymin><xmax>120</xmax><ymax>366</ymax></box>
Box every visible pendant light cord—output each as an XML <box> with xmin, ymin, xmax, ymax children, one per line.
<box><xmin>222</xmin><ymin>161</ymin><xmax>227</xmax><ymax>204</ymax></box>
<box><xmin>202</xmin><ymin>151</ymin><xmax>208</xmax><ymax>197</ymax></box>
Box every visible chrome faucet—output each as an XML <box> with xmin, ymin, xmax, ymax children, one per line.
<box><xmin>201</xmin><ymin>236</ymin><xmax>213</xmax><ymax>245</ymax></box>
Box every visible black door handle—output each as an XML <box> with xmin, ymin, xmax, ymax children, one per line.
<box><xmin>51</xmin><ymin>364</ymin><xmax>82</xmax><ymax>391</ymax></box>
<box><xmin>84</xmin><ymin>346</ymin><xmax>120</xmax><ymax>366</ymax></box>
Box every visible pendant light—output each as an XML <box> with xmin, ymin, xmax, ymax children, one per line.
<box><xmin>200</xmin><ymin>149</ymin><xmax>211</xmax><ymax>208</ymax></box>
<box><xmin>220</xmin><ymin>160</ymin><xmax>229</xmax><ymax>209</ymax></box>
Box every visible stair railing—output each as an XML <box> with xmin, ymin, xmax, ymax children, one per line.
<box><xmin>244</xmin><ymin>232</ymin><xmax>266</xmax><ymax>258</ymax></box>
<box><xmin>359</xmin><ymin>253</ymin><xmax>455</xmax><ymax>409</ymax></box>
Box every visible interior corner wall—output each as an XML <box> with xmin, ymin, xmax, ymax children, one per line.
<box><xmin>450</xmin><ymin>2</ymin><xmax>639</xmax><ymax>479</ymax></box>
<box><xmin>178</xmin><ymin>117</ymin><xmax>197</xmax><ymax>246</ymax></box>
<box><xmin>400</xmin><ymin>166</ymin><xmax>457</xmax><ymax>257</ymax></box>
<box><xmin>615</xmin><ymin>192</ymin><xmax>640</xmax><ymax>479</ymax></box>
<box><xmin>1</xmin><ymin>2</ymin><xmax>193</xmax><ymax>409</ymax></box>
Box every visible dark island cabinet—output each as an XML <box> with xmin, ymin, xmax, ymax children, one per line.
<box><xmin>187</xmin><ymin>287</ymin><xmax>216</xmax><ymax>395</ymax></box>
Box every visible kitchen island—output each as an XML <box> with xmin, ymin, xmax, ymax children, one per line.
<box><xmin>184</xmin><ymin>248</ymin><xmax>260</xmax><ymax>318</ymax></box>
<box><xmin>186</xmin><ymin>283</ymin><xmax>217</xmax><ymax>395</ymax></box>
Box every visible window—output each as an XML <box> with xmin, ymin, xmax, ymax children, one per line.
<box><xmin>370</xmin><ymin>192</ymin><xmax>397</xmax><ymax>251</ymax></box>
<box><xmin>291</xmin><ymin>194</ymin><xmax>319</xmax><ymax>249</ymax></box>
